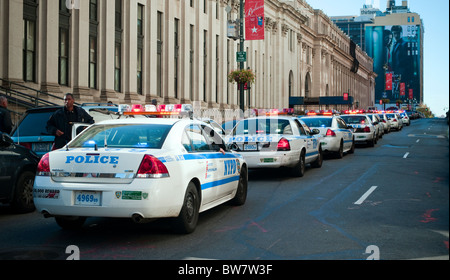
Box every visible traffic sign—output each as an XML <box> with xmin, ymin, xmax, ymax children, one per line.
<box><xmin>236</xmin><ymin>52</ymin><xmax>247</xmax><ymax>62</ymax></box>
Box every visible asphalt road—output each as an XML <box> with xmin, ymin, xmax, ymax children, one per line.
<box><xmin>0</xmin><ymin>118</ymin><xmax>448</xmax><ymax>261</ymax></box>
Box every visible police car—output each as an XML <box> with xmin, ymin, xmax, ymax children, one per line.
<box><xmin>340</xmin><ymin>113</ymin><xmax>377</xmax><ymax>147</ymax></box>
<box><xmin>33</xmin><ymin>117</ymin><xmax>248</xmax><ymax>234</ymax></box>
<box><xmin>300</xmin><ymin>113</ymin><xmax>355</xmax><ymax>158</ymax></box>
<box><xmin>225</xmin><ymin>116</ymin><xmax>323</xmax><ymax>177</ymax></box>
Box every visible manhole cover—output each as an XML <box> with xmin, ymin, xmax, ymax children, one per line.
<box><xmin>0</xmin><ymin>246</ymin><xmax>66</xmax><ymax>260</ymax></box>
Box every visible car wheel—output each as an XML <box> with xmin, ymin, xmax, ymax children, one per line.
<box><xmin>369</xmin><ymin>137</ymin><xmax>375</xmax><ymax>147</ymax></box>
<box><xmin>348</xmin><ymin>139</ymin><xmax>355</xmax><ymax>154</ymax></box>
<box><xmin>311</xmin><ymin>146</ymin><xmax>323</xmax><ymax>168</ymax></box>
<box><xmin>12</xmin><ymin>171</ymin><xmax>36</xmax><ymax>213</ymax></box>
<box><xmin>55</xmin><ymin>216</ymin><xmax>87</xmax><ymax>230</ymax></box>
<box><xmin>230</xmin><ymin>166</ymin><xmax>247</xmax><ymax>206</ymax></box>
<box><xmin>173</xmin><ymin>182</ymin><xmax>200</xmax><ymax>234</ymax></box>
<box><xmin>336</xmin><ymin>140</ymin><xmax>344</xmax><ymax>159</ymax></box>
<box><xmin>291</xmin><ymin>150</ymin><xmax>306</xmax><ymax>177</ymax></box>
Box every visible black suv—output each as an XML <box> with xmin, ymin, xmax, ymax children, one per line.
<box><xmin>0</xmin><ymin>132</ymin><xmax>39</xmax><ymax>213</ymax></box>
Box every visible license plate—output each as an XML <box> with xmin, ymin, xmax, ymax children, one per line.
<box><xmin>74</xmin><ymin>191</ymin><xmax>101</xmax><ymax>206</ymax></box>
<box><xmin>33</xmin><ymin>143</ymin><xmax>51</xmax><ymax>153</ymax></box>
<box><xmin>244</xmin><ymin>144</ymin><xmax>258</xmax><ymax>151</ymax></box>
<box><xmin>262</xmin><ymin>158</ymin><xmax>275</xmax><ymax>163</ymax></box>
<box><xmin>357</xmin><ymin>136</ymin><xmax>366</xmax><ymax>139</ymax></box>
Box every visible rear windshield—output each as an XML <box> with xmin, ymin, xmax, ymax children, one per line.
<box><xmin>69</xmin><ymin>124</ymin><xmax>171</xmax><ymax>149</ymax></box>
<box><xmin>341</xmin><ymin>115</ymin><xmax>368</xmax><ymax>125</ymax></box>
<box><xmin>301</xmin><ymin>118</ymin><xmax>332</xmax><ymax>128</ymax></box>
<box><xmin>232</xmin><ymin>118</ymin><xmax>293</xmax><ymax>135</ymax></box>
<box><xmin>11</xmin><ymin>111</ymin><xmax>54</xmax><ymax>137</ymax></box>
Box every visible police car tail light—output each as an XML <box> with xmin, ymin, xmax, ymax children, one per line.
<box><xmin>37</xmin><ymin>153</ymin><xmax>51</xmax><ymax>176</ymax></box>
<box><xmin>326</xmin><ymin>129</ymin><xmax>336</xmax><ymax>137</ymax></box>
<box><xmin>137</xmin><ymin>155</ymin><xmax>170</xmax><ymax>178</ymax></box>
<box><xmin>363</xmin><ymin>127</ymin><xmax>371</xmax><ymax>133</ymax></box>
<box><xmin>277</xmin><ymin>138</ymin><xmax>291</xmax><ymax>151</ymax></box>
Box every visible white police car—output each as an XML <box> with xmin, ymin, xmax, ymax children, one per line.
<box><xmin>33</xmin><ymin>118</ymin><xmax>247</xmax><ymax>234</ymax></box>
<box><xmin>225</xmin><ymin>116</ymin><xmax>323</xmax><ymax>177</ymax></box>
<box><xmin>340</xmin><ymin>114</ymin><xmax>377</xmax><ymax>147</ymax></box>
<box><xmin>300</xmin><ymin>115</ymin><xmax>355</xmax><ymax>158</ymax></box>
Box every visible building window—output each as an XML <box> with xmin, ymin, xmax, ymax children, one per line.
<box><xmin>89</xmin><ymin>36</ymin><xmax>97</xmax><ymax>89</ymax></box>
<box><xmin>23</xmin><ymin>19</ymin><xmax>36</xmax><ymax>82</ymax></box>
<box><xmin>189</xmin><ymin>25</ymin><xmax>194</xmax><ymax>101</ymax></box>
<box><xmin>59</xmin><ymin>1</ymin><xmax>70</xmax><ymax>86</ymax></box>
<box><xmin>137</xmin><ymin>4</ymin><xmax>144</xmax><ymax>95</ymax></box>
<box><xmin>59</xmin><ymin>28</ymin><xmax>69</xmax><ymax>86</ymax></box>
<box><xmin>203</xmin><ymin>30</ymin><xmax>207</xmax><ymax>102</ymax></box>
<box><xmin>23</xmin><ymin>0</ymin><xmax>37</xmax><ymax>82</ymax></box>
<box><xmin>174</xmin><ymin>18</ymin><xmax>179</xmax><ymax>99</ymax></box>
<box><xmin>157</xmin><ymin>12</ymin><xmax>163</xmax><ymax>97</ymax></box>
<box><xmin>115</xmin><ymin>43</ymin><xmax>121</xmax><ymax>92</ymax></box>
<box><xmin>115</xmin><ymin>0</ymin><xmax>122</xmax><ymax>92</ymax></box>
<box><xmin>89</xmin><ymin>0</ymin><xmax>98</xmax><ymax>89</ymax></box>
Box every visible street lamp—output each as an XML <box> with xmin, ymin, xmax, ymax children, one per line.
<box><xmin>239</xmin><ymin>0</ymin><xmax>245</xmax><ymax>114</ymax></box>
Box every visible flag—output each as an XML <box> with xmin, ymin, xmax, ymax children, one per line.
<box><xmin>245</xmin><ymin>0</ymin><xmax>264</xmax><ymax>41</ymax></box>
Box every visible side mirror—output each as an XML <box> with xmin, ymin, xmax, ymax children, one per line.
<box><xmin>0</xmin><ymin>132</ymin><xmax>13</xmax><ymax>147</ymax></box>
<box><xmin>227</xmin><ymin>143</ymin><xmax>239</xmax><ymax>151</ymax></box>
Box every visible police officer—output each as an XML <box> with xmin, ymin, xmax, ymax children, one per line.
<box><xmin>0</xmin><ymin>95</ymin><xmax>13</xmax><ymax>134</ymax></box>
<box><xmin>46</xmin><ymin>93</ymin><xmax>94</xmax><ymax>149</ymax></box>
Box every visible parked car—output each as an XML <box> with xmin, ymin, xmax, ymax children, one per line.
<box><xmin>0</xmin><ymin>132</ymin><xmax>39</xmax><ymax>213</ymax></box>
<box><xmin>399</xmin><ymin>111</ymin><xmax>410</xmax><ymax>126</ymax></box>
<box><xmin>377</xmin><ymin>113</ymin><xmax>391</xmax><ymax>134</ymax></box>
<box><xmin>10</xmin><ymin>106</ymin><xmax>60</xmax><ymax>157</ymax></box>
<box><xmin>366</xmin><ymin>113</ymin><xmax>384</xmax><ymax>140</ymax></box>
<box><xmin>386</xmin><ymin>113</ymin><xmax>403</xmax><ymax>131</ymax></box>
<box><xmin>300</xmin><ymin>115</ymin><xmax>355</xmax><ymax>158</ymax></box>
<box><xmin>10</xmin><ymin>105</ymin><xmax>120</xmax><ymax>157</ymax></box>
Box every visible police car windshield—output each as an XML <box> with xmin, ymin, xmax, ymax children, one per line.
<box><xmin>69</xmin><ymin>123</ymin><xmax>171</xmax><ymax>149</ymax></box>
<box><xmin>301</xmin><ymin>118</ymin><xmax>332</xmax><ymax>128</ymax></box>
<box><xmin>233</xmin><ymin>118</ymin><xmax>293</xmax><ymax>135</ymax></box>
<box><xmin>341</xmin><ymin>115</ymin><xmax>367</xmax><ymax>125</ymax></box>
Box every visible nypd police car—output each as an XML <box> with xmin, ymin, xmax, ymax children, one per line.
<box><xmin>225</xmin><ymin>116</ymin><xmax>323</xmax><ymax>177</ymax></box>
<box><xmin>340</xmin><ymin>113</ymin><xmax>377</xmax><ymax>147</ymax></box>
<box><xmin>33</xmin><ymin>118</ymin><xmax>247</xmax><ymax>234</ymax></box>
<box><xmin>300</xmin><ymin>114</ymin><xmax>355</xmax><ymax>158</ymax></box>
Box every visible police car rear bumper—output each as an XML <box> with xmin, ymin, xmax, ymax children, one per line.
<box><xmin>353</xmin><ymin>133</ymin><xmax>374</xmax><ymax>142</ymax></box>
<box><xmin>239</xmin><ymin>150</ymin><xmax>299</xmax><ymax>168</ymax></box>
<box><xmin>33</xmin><ymin>176</ymin><xmax>183</xmax><ymax>219</ymax></box>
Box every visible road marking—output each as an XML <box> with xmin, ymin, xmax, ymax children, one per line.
<box><xmin>403</xmin><ymin>152</ymin><xmax>410</xmax><ymax>158</ymax></box>
<box><xmin>416</xmin><ymin>139</ymin><xmax>420</xmax><ymax>143</ymax></box>
<box><xmin>354</xmin><ymin>186</ymin><xmax>378</xmax><ymax>205</ymax></box>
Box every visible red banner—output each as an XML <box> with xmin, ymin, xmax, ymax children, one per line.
<box><xmin>385</xmin><ymin>73</ymin><xmax>393</xmax><ymax>91</ymax></box>
<box><xmin>343</xmin><ymin>92</ymin><xmax>349</xmax><ymax>101</ymax></box>
<box><xmin>245</xmin><ymin>0</ymin><xmax>265</xmax><ymax>41</ymax></box>
<box><xmin>409</xmin><ymin>89</ymin><xmax>413</xmax><ymax>99</ymax></box>
<box><xmin>400</xmin><ymin>83</ymin><xmax>405</xmax><ymax>96</ymax></box>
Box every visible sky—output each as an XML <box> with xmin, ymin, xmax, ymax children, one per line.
<box><xmin>305</xmin><ymin>0</ymin><xmax>449</xmax><ymax>117</ymax></box>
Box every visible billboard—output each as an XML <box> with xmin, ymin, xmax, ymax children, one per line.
<box><xmin>365</xmin><ymin>24</ymin><xmax>421</xmax><ymax>103</ymax></box>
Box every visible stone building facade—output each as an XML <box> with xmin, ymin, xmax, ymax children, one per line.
<box><xmin>0</xmin><ymin>0</ymin><xmax>376</xmax><ymax>113</ymax></box>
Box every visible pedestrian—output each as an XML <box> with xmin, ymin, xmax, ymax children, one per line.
<box><xmin>46</xmin><ymin>93</ymin><xmax>94</xmax><ymax>150</ymax></box>
<box><xmin>0</xmin><ymin>95</ymin><xmax>13</xmax><ymax>134</ymax></box>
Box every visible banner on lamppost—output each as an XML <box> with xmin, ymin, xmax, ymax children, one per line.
<box><xmin>400</xmin><ymin>82</ymin><xmax>405</xmax><ymax>96</ymax></box>
<box><xmin>408</xmin><ymin>89</ymin><xmax>413</xmax><ymax>99</ymax></box>
<box><xmin>385</xmin><ymin>73</ymin><xmax>393</xmax><ymax>91</ymax></box>
<box><xmin>245</xmin><ymin>0</ymin><xmax>265</xmax><ymax>41</ymax></box>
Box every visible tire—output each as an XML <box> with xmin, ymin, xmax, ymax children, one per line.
<box><xmin>369</xmin><ymin>137</ymin><xmax>375</xmax><ymax>147</ymax></box>
<box><xmin>291</xmin><ymin>150</ymin><xmax>306</xmax><ymax>177</ymax></box>
<box><xmin>11</xmin><ymin>171</ymin><xmax>36</xmax><ymax>213</ymax></box>
<box><xmin>55</xmin><ymin>216</ymin><xmax>87</xmax><ymax>230</ymax></box>
<box><xmin>230</xmin><ymin>167</ymin><xmax>247</xmax><ymax>206</ymax></box>
<box><xmin>311</xmin><ymin>146</ymin><xmax>323</xmax><ymax>168</ymax></box>
<box><xmin>173</xmin><ymin>182</ymin><xmax>200</xmax><ymax>234</ymax></box>
<box><xmin>336</xmin><ymin>140</ymin><xmax>344</xmax><ymax>159</ymax></box>
<box><xmin>348</xmin><ymin>139</ymin><xmax>355</xmax><ymax>154</ymax></box>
